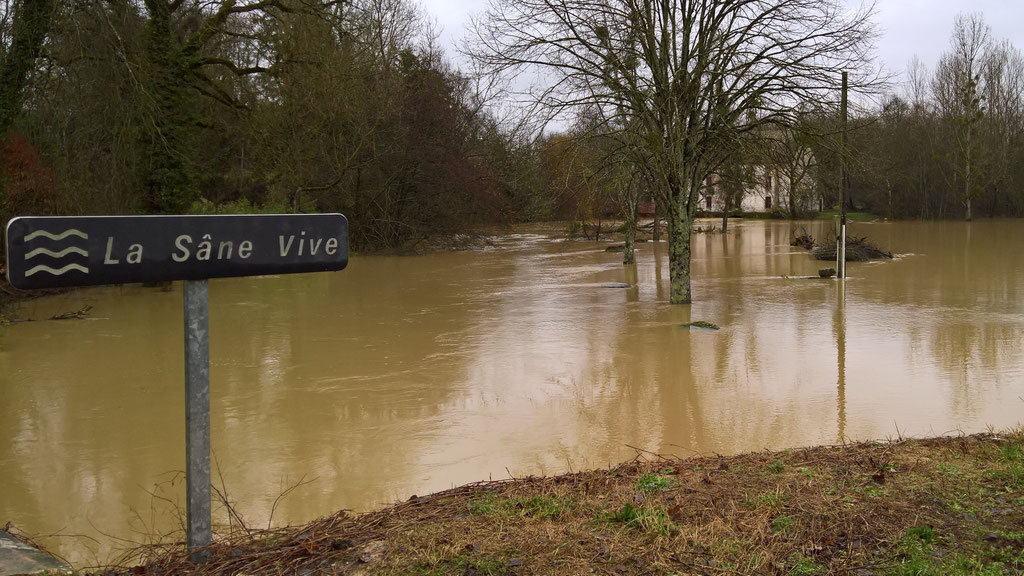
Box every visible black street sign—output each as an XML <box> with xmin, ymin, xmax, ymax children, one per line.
<box><xmin>5</xmin><ymin>214</ymin><xmax>349</xmax><ymax>290</ymax></box>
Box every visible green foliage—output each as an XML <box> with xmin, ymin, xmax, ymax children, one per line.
<box><xmin>467</xmin><ymin>493</ymin><xmax>574</xmax><ymax>519</ymax></box>
<box><xmin>412</xmin><ymin>551</ymin><xmax>511</xmax><ymax>575</ymax></box>
<box><xmin>0</xmin><ymin>0</ymin><xmax>57</xmax><ymax>134</ymax></box>
<box><xmin>886</xmin><ymin>524</ymin><xmax>1014</xmax><ymax>576</ymax></box>
<box><xmin>797</xmin><ymin>467</ymin><xmax>818</xmax><ymax>478</ymax></box>
<box><xmin>604</xmin><ymin>503</ymin><xmax>677</xmax><ymax>537</ymax></box>
<box><xmin>745</xmin><ymin>491</ymin><xmax>783</xmax><ymax>510</ymax></box>
<box><xmin>787</xmin><ymin>552</ymin><xmax>823</xmax><ymax>575</ymax></box>
<box><xmin>636</xmin><ymin>473</ymin><xmax>674</xmax><ymax>494</ymax></box>
<box><xmin>467</xmin><ymin>493</ymin><xmax>501</xmax><ymax>517</ymax></box>
<box><xmin>770</xmin><ymin>514</ymin><xmax>794</xmax><ymax>534</ymax></box>
<box><xmin>768</xmin><ymin>460</ymin><xmax>786</xmax><ymax>474</ymax></box>
<box><xmin>188</xmin><ymin>198</ymin><xmax>289</xmax><ymax>215</ymax></box>
<box><xmin>906</xmin><ymin>525</ymin><xmax>937</xmax><ymax>544</ymax></box>
<box><xmin>506</xmin><ymin>495</ymin><xmax>570</xmax><ymax>519</ymax></box>
<box><xmin>992</xmin><ymin>439</ymin><xmax>1024</xmax><ymax>490</ymax></box>
<box><xmin>864</xmin><ymin>484</ymin><xmax>888</xmax><ymax>497</ymax></box>
<box><xmin>1000</xmin><ymin>441</ymin><xmax>1022</xmax><ymax>463</ymax></box>
<box><xmin>5</xmin><ymin>0</ymin><xmax>529</xmax><ymax>247</ymax></box>
<box><xmin>607</xmin><ymin>502</ymin><xmax>642</xmax><ymax>524</ymax></box>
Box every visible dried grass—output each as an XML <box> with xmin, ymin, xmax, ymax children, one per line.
<box><xmin>92</xmin><ymin>431</ymin><xmax>1024</xmax><ymax>575</ymax></box>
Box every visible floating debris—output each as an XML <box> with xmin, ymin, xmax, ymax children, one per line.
<box><xmin>813</xmin><ymin>236</ymin><xmax>893</xmax><ymax>261</ymax></box>
<box><xmin>50</xmin><ymin>305</ymin><xmax>93</xmax><ymax>320</ymax></box>
<box><xmin>792</xmin><ymin>227</ymin><xmax>893</xmax><ymax>262</ymax></box>
<box><xmin>791</xmin><ymin>227</ymin><xmax>815</xmax><ymax>249</ymax></box>
<box><xmin>682</xmin><ymin>321</ymin><xmax>720</xmax><ymax>330</ymax></box>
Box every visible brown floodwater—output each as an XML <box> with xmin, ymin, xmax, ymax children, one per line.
<box><xmin>1</xmin><ymin>219</ymin><xmax>1022</xmax><ymax>564</ymax></box>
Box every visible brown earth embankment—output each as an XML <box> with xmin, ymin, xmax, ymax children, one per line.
<box><xmin>82</xmin><ymin>430</ymin><xmax>1024</xmax><ymax>576</ymax></box>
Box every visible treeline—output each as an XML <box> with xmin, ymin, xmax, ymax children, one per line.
<box><xmin>843</xmin><ymin>13</ymin><xmax>1024</xmax><ymax>220</ymax></box>
<box><xmin>3</xmin><ymin>4</ymin><xmax>1022</xmax><ymax>262</ymax></box>
<box><xmin>0</xmin><ymin>0</ymin><xmax>599</xmax><ymax>252</ymax></box>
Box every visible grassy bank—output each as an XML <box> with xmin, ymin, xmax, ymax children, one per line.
<box><xmin>99</xmin><ymin>430</ymin><xmax>1024</xmax><ymax>576</ymax></box>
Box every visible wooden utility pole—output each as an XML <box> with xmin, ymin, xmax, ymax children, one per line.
<box><xmin>838</xmin><ymin>71</ymin><xmax>848</xmax><ymax>278</ymax></box>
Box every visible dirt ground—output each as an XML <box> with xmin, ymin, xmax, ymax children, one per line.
<box><xmin>65</xmin><ymin>430</ymin><xmax>1024</xmax><ymax>576</ymax></box>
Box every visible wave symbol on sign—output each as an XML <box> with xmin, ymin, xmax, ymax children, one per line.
<box><xmin>23</xmin><ymin>228</ymin><xmax>90</xmax><ymax>277</ymax></box>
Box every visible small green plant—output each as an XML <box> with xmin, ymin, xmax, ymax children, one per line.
<box><xmin>637</xmin><ymin>473</ymin><xmax>674</xmax><ymax>494</ymax></box>
<box><xmin>994</xmin><ymin>442</ymin><xmax>1024</xmax><ymax>489</ymax></box>
<box><xmin>788</xmin><ymin>552</ymin><xmax>823</xmax><ymax>575</ymax></box>
<box><xmin>746</xmin><ymin>491</ymin><xmax>783</xmax><ymax>509</ymax></box>
<box><xmin>468</xmin><ymin>493</ymin><xmax>500</xmax><ymax>516</ymax></box>
<box><xmin>416</xmin><ymin>552</ymin><xmax>511</xmax><ymax>576</ymax></box>
<box><xmin>906</xmin><ymin>525</ymin><xmax>937</xmax><ymax>544</ymax></box>
<box><xmin>507</xmin><ymin>494</ymin><xmax>568</xmax><ymax>519</ymax></box>
<box><xmin>608</xmin><ymin>502</ymin><xmax>642</xmax><ymax>524</ymax></box>
<box><xmin>1001</xmin><ymin>442</ymin><xmax>1023</xmax><ymax>462</ymax></box>
<box><xmin>797</xmin><ymin>467</ymin><xmax>818</xmax><ymax>478</ymax></box>
<box><xmin>768</xmin><ymin>460</ymin><xmax>785</xmax><ymax>474</ymax></box>
<box><xmin>864</xmin><ymin>484</ymin><xmax>888</xmax><ymax>497</ymax></box>
<box><xmin>771</xmin><ymin>514</ymin><xmax>794</xmax><ymax>534</ymax></box>
<box><xmin>605</xmin><ymin>504</ymin><xmax>677</xmax><ymax>537</ymax></box>
<box><xmin>885</xmin><ymin>524</ymin><xmax>1014</xmax><ymax>576</ymax></box>
<box><xmin>893</xmin><ymin>530</ymin><xmax>935</xmax><ymax>576</ymax></box>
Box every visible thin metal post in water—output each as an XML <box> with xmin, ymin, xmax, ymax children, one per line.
<box><xmin>184</xmin><ymin>279</ymin><xmax>211</xmax><ymax>562</ymax></box>
<box><xmin>839</xmin><ymin>71</ymin><xmax>848</xmax><ymax>279</ymax></box>
<box><xmin>840</xmin><ymin>224</ymin><xmax>847</xmax><ymax>279</ymax></box>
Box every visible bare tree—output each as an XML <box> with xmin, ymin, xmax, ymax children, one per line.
<box><xmin>759</xmin><ymin>119</ymin><xmax>819</xmax><ymax>218</ymax></box>
<box><xmin>905</xmin><ymin>56</ymin><xmax>931</xmax><ymax>112</ymax></box>
<box><xmin>468</xmin><ymin>0</ymin><xmax>878</xmax><ymax>303</ymax></box>
<box><xmin>933</xmin><ymin>13</ymin><xmax>990</xmax><ymax>221</ymax></box>
<box><xmin>980</xmin><ymin>39</ymin><xmax>1024</xmax><ymax>208</ymax></box>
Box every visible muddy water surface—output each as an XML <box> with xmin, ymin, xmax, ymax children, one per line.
<box><xmin>1</xmin><ymin>219</ymin><xmax>1023</xmax><ymax>564</ymax></box>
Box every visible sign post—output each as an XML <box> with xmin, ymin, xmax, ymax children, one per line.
<box><xmin>839</xmin><ymin>71</ymin><xmax>848</xmax><ymax>279</ymax></box>
<box><xmin>184</xmin><ymin>279</ymin><xmax>211</xmax><ymax>561</ymax></box>
<box><xmin>5</xmin><ymin>214</ymin><xmax>348</xmax><ymax>561</ymax></box>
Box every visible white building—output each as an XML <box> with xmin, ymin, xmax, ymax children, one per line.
<box><xmin>701</xmin><ymin>147</ymin><xmax>818</xmax><ymax>214</ymax></box>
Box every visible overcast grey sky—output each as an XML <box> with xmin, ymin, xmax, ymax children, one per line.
<box><xmin>422</xmin><ymin>0</ymin><xmax>1024</xmax><ymax>81</ymax></box>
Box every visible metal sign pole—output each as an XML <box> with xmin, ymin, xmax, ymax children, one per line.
<box><xmin>840</xmin><ymin>223</ymin><xmax>846</xmax><ymax>279</ymax></box>
<box><xmin>839</xmin><ymin>70</ymin><xmax>848</xmax><ymax>279</ymax></box>
<box><xmin>184</xmin><ymin>279</ymin><xmax>212</xmax><ymax>562</ymax></box>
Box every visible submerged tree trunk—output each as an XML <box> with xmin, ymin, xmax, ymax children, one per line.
<box><xmin>623</xmin><ymin>215</ymin><xmax>636</xmax><ymax>265</ymax></box>
<box><xmin>720</xmin><ymin>195</ymin><xmax>729</xmax><ymax>233</ymax></box>
<box><xmin>622</xmin><ymin>177</ymin><xmax>640</xmax><ymax>265</ymax></box>
<box><xmin>790</xmin><ymin>180</ymin><xmax>799</xmax><ymax>219</ymax></box>
<box><xmin>652</xmin><ymin>199</ymin><xmax>661</xmax><ymax>241</ymax></box>
<box><xmin>667</xmin><ymin>202</ymin><xmax>692</xmax><ymax>304</ymax></box>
